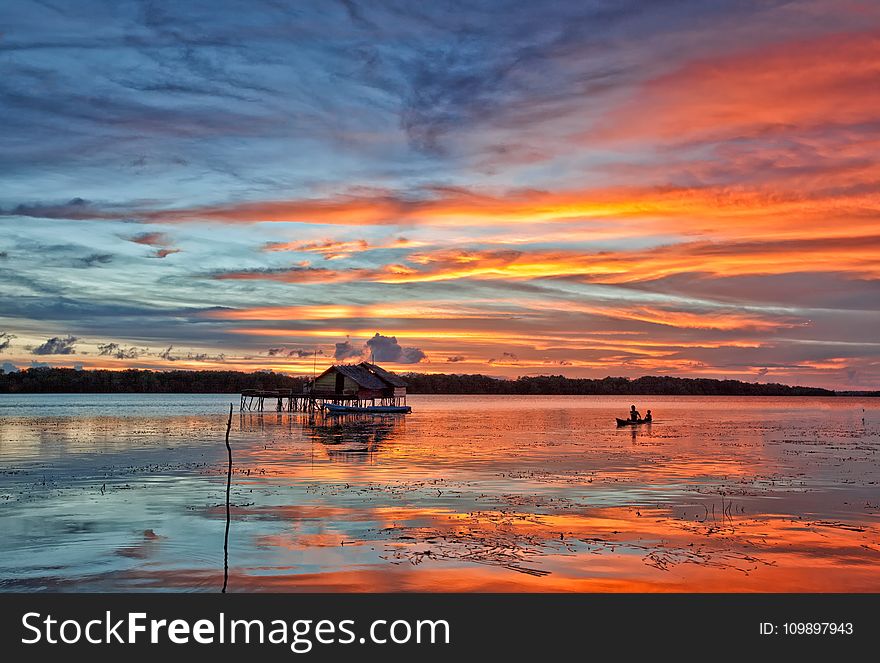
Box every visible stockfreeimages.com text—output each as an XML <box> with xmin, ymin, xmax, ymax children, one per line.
<box><xmin>22</xmin><ymin>611</ymin><xmax>450</xmax><ymax>653</ymax></box>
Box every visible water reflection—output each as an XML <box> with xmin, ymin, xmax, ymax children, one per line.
<box><xmin>236</xmin><ymin>411</ymin><xmax>406</xmax><ymax>463</ymax></box>
<box><xmin>0</xmin><ymin>395</ymin><xmax>878</xmax><ymax>592</ymax></box>
<box><xmin>304</xmin><ymin>414</ymin><xmax>404</xmax><ymax>461</ymax></box>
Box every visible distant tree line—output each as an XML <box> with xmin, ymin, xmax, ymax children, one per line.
<box><xmin>0</xmin><ymin>366</ymin><xmax>869</xmax><ymax>396</ymax></box>
<box><xmin>0</xmin><ymin>367</ymin><xmax>307</xmax><ymax>394</ymax></box>
<box><xmin>400</xmin><ymin>373</ymin><xmax>843</xmax><ymax>396</ymax></box>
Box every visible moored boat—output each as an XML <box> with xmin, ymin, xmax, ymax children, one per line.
<box><xmin>324</xmin><ymin>403</ymin><xmax>412</xmax><ymax>415</ymax></box>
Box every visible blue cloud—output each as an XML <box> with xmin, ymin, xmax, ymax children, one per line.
<box><xmin>31</xmin><ymin>335</ymin><xmax>78</xmax><ymax>355</ymax></box>
<box><xmin>365</xmin><ymin>333</ymin><xmax>425</xmax><ymax>364</ymax></box>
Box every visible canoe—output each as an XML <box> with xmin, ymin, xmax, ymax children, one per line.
<box><xmin>616</xmin><ymin>417</ymin><xmax>650</xmax><ymax>426</ymax></box>
<box><xmin>324</xmin><ymin>403</ymin><xmax>412</xmax><ymax>415</ymax></box>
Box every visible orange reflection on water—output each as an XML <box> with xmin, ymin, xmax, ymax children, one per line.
<box><xmin>0</xmin><ymin>395</ymin><xmax>878</xmax><ymax>592</ymax></box>
<box><xmin>222</xmin><ymin>500</ymin><xmax>880</xmax><ymax>591</ymax></box>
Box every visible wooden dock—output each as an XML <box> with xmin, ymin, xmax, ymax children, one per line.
<box><xmin>240</xmin><ymin>389</ymin><xmax>313</xmax><ymax>412</ymax></box>
<box><xmin>239</xmin><ymin>389</ymin><xmax>407</xmax><ymax>412</ymax></box>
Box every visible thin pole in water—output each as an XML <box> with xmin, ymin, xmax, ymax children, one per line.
<box><xmin>222</xmin><ymin>403</ymin><xmax>232</xmax><ymax>593</ymax></box>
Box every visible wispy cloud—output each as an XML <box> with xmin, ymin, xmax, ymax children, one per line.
<box><xmin>125</xmin><ymin>231</ymin><xmax>181</xmax><ymax>259</ymax></box>
<box><xmin>211</xmin><ymin>236</ymin><xmax>880</xmax><ymax>286</ymax></box>
<box><xmin>80</xmin><ymin>253</ymin><xmax>113</xmax><ymax>267</ymax></box>
<box><xmin>589</xmin><ymin>29</ymin><xmax>880</xmax><ymax>147</ymax></box>
<box><xmin>264</xmin><ymin>238</ymin><xmax>370</xmax><ymax>260</ymax></box>
<box><xmin>127</xmin><ymin>232</ymin><xmax>171</xmax><ymax>247</ymax></box>
<box><xmin>0</xmin><ymin>198</ymin><xmax>124</xmax><ymax>220</ymax></box>
<box><xmin>97</xmin><ymin>342</ymin><xmax>145</xmax><ymax>359</ymax></box>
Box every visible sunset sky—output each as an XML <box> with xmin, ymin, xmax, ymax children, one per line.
<box><xmin>1</xmin><ymin>0</ymin><xmax>878</xmax><ymax>388</ymax></box>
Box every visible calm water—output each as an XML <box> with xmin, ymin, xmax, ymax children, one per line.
<box><xmin>0</xmin><ymin>394</ymin><xmax>878</xmax><ymax>592</ymax></box>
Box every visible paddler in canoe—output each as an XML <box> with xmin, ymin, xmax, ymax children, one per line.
<box><xmin>616</xmin><ymin>406</ymin><xmax>653</xmax><ymax>426</ymax></box>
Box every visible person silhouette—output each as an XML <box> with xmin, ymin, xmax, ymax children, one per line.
<box><xmin>630</xmin><ymin>405</ymin><xmax>641</xmax><ymax>422</ymax></box>
<box><xmin>644</xmin><ymin>409</ymin><xmax>652</xmax><ymax>423</ymax></box>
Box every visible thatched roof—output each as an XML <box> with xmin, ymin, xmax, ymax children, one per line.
<box><xmin>318</xmin><ymin>362</ymin><xmax>408</xmax><ymax>390</ymax></box>
<box><xmin>332</xmin><ymin>363</ymin><xmax>388</xmax><ymax>390</ymax></box>
<box><xmin>361</xmin><ymin>362</ymin><xmax>408</xmax><ymax>387</ymax></box>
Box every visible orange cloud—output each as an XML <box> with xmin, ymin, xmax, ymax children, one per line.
<box><xmin>127</xmin><ymin>31</ymin><xmax>880</xmax><ymax>253</ymax></box>
<box><xmin>263</xmin><ymin>237</ymin><xmax>419</xmax><ymax>260</ymax></box>
<box><xmin>149</xmin><ymin>185</ymin><xmax>870</xmax><ymax>229</ymax></box>
<box><xmin>263</xmin><ymin>238</ymin><xmax>370</xmax><ymax>260</ymax></box>
<box><xmin>202</xmin><ymin>302</ymin><xmax>513</xmax><ymax>321</ymax></box>
<box><xmin>213</xmin><ymin>235</ymin><xmax>880</xmax><ymax>285</ymax></box>
<box><xmin>228</xmin><ymin>327</ymin><xmax>763</xmax><ymax>354</ymax></box>
<box><xmin>527</xmin><ymin>301</ymin><xmax>799</xmax><ymax>332</ymax></box>
<box><xmin>591</xmin><ymin>29</ymin><xmax>880</xmax><ymax>146</ymax></box>
<box><xmin>213</xmin><ymin>266</ymin><xmax>358</xmax><ymax>284</ymax></box>
<box><xmin>146</xmin><ymin>193</ymin><xmax>439</xmax><ymax>226</ymax></box>
<box><xmin>204</xmin><ymin>299</ymin><xmax>796</xmax><ymax>333</ymax></box>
